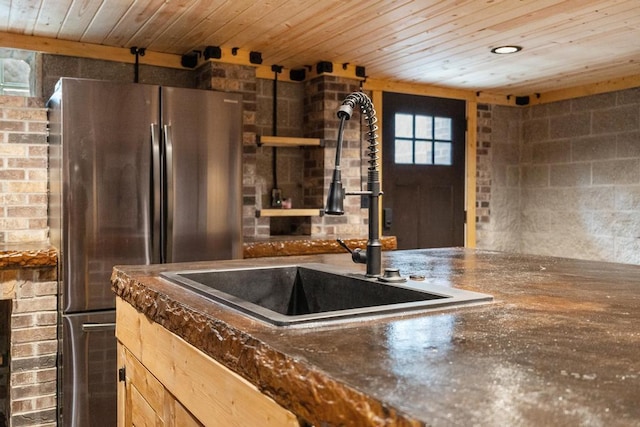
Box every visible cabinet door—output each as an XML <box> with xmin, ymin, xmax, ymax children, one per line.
<box><xmin>117</xmin><ymin>342</ymin><xmax>202</xmax><ymax>427</ymax></box>
<box><xmin>116</xmin><ymin>343</ymin><xmax>128</xmax><ymax>427</ymax></box>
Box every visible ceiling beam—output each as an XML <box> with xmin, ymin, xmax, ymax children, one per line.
<box><xmin>363</xmin><ymin>79</ymin><xmax>519</xmax><ymax>106</ymax></box>
<box><xmin>529</xmin><ymin>74</ymin><xmax>640</xmax><ymax>106</ymax></box>
<box><xmin>0</xmin><ymin>31</ymin><xmax>183</xmax><ymax>69</ymax></box>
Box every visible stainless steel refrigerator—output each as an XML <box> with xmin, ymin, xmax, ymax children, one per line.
<box><xmin>47</xmin><ymin>78</ymin><xmax>243</xmax><ymax>427</ymax></box>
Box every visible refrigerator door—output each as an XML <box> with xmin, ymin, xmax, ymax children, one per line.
<box><xmin>162</xmin><ymin>88</ymin><xmax>243</xmax><ymax>262</ymax></box>
<box><xmin>60</xmin><ymin>311</ymin><xmax>117</xmax><ymax>427</ymax></box>
<box><xmin>52</xmin><ymin>79</ymin><xmax>161</xmax><ymax>313</ymax></box>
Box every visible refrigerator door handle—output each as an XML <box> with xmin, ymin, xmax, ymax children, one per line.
<box><xmin>81</xmin><ymin>322</ymin><xmax>116</xmax><ymax>332</ymax></box>
<box><xmin>151</xmin><ymin>123</ymin><xmax>162</xmax><ymax>264</ymax></box>
<box><xmin>164</xmin><ymin>124</ymin><xmax>174</xmax><ymax>263</ymax></box>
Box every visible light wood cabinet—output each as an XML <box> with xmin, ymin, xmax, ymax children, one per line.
<box><xmin>115</xmin><ymin>297</ymin><xmax>300</xmax><ymax>427</ymax></box>
<box><xmin>117</xmin><ymin>343</ymin><xmax>203</xmax><ymax>427</ymax></box>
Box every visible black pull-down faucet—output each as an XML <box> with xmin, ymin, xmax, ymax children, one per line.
<box><xmin>325</xmin><ymin>92</ymin><xmax>382</xmax><ymax>277</ymax></box>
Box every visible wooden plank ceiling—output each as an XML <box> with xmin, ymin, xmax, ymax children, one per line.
<box><xmin>1</xmin><ymin>0</ymin><xmax>639</xmax><ymax>96</ymax></box>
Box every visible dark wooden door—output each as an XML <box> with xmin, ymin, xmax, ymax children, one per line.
<box><xmin>382</xmin><ymin>92</ymin><xmax>466</xmax><ymax>249</ymax></box>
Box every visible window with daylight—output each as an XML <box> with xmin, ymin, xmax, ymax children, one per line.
<box><xmin>394</xmin><ymin>113</ymin><xmax>453</xmax><ymax>166</ymax></box>
<box><xmin>0</xmin><ymin>48</ymin><xmax>34</xmax><ymax>97</ymax></box>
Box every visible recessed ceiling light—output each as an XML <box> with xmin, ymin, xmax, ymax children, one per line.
<box><xmin>491</xmin><ymin>45</ymin><xmax>522</xmax><ymax>54</ymax></box>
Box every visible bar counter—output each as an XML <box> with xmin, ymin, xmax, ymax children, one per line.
<box><xmin>111</xmin><ymin>248</ymin><xmax>640</xmax><ymax>426</ymax></box>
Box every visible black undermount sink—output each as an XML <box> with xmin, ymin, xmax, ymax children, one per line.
<box><xmin>161</xmin><ymin>263</ymin><xmax>493</xmax><ymax>326</ymax></box>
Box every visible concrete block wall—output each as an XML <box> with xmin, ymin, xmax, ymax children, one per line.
<box><xmin>477</xmin><ymin>87</ymin><xmax>640</xmax><ymax>264</ymax></box>
<box><xmin>40</xmin><ymin>55</ymin><xmax>196</xmax><ymax>99</ymax></box>
<box><xmin>0</xmin><ymin>96</ymin><xmax>48</xmax><ymax>244</ymax></box>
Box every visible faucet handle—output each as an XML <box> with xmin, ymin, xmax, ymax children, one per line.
<box><xmin>336</xmin><ymin>238</ymin><xmax>352</xmax><ymax>254</ymax></box>
<box><xmin>336</xmin><ymin>239</ymin><xmax>367</xmax><ymax>264</ymax></box>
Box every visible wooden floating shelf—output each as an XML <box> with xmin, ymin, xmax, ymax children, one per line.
<box><xmin>256</xmin><ymin>135</ymin><xmax>323</xmax><ymax>147</ymax></box>
<box><xmin>256</xmin><ymin>208</ymin><xmax>324</xmax><ymax>218</ymax></box>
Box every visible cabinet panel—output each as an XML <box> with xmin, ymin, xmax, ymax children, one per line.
<box><xmin>130</xmin><ymin>385</ymin><xmax>161</xmax><ymax>427</ymax></box>
<box><xmin>118</xmin><ymin>342</ymin><xmax>203</xmax><ymax>427</ymax></box>
<box><xmin>172</xmin><ymin>399</ymin><xmax>203</xmax><ymax>427</ymax></box>
<box><xmin>116</xmin><ymin>298</ymin><xmax>299</xmax><ymax>427</ymax></box>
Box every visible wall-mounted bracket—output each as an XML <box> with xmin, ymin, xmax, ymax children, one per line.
<box><xmin>130</xmin><ymin>46</ymin><xmax>146</xmax><ymax>83</ymax></box>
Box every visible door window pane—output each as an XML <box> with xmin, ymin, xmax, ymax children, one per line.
<box><xmin>434</xmin><ymin>142</ymin><xmax>452</xmax><ymax>165</ymax></box>
<box><xmin>395</xmin><ymin>114</ymin><xmax>414</xmax><ymax>138</ymax></box>
<box><xmin>395</xmin><ymin>139</ymin><xmax>413</xmax><ymax>164</ymax></box>
<box><xmin>434</xmin><ymin>117</ymin><xmax>452</xmax><ymax>140</ymax></box>
<box><xmin>415</xmin><ymin>140</ymin><xmax>433</xmax><ymax>164</ymax></box>
<box><xmin>415</xmin><ymin>115</ymin><xmax>432</xmax><ymax>139</ymax></box>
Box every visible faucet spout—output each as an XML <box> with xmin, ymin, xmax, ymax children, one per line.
<box><xmin>325</xmin><ymin>92</ymin><xmax>382</xmax><ymax>277</ymax></box>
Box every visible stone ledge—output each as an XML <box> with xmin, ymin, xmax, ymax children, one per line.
<box><xmin>0</xmin><ymin>244</ymin><xmax>57</xmax><ymax>270</ymax></box>
<box><xmin>243</xmin><ymin>235</ymin><xmax>397</xmax><ymax>258</ymax></box>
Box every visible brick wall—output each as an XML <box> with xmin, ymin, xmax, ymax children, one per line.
<box><xmin>1</xmin><ymin>299</ymin><xmax>8</xmax><ymax>426</ymax></box>
<box><xmin>0</xmin><ymin>96</ymin><xmax>48</xmax><ymax>244</ymax></box>
<box><xmin>195</xmin><ymin>62</ymin><xmax>268</xmax><ymax>238</ymax></box>
<box><xmin>37</xmin><ymin>55</ymin><xmax>371</xmax><ymax>239</ymax></box>
<box><xmin>255</xmin><ymin>78</ymin><xmax>310</xmax><ymax>234</ymax></box>
<box><xmin>476</xmin><ymin>104</ymin><xmax>492</xmax><ymax>229</ymax></box>
<box><xmin>477</xmin><ymin>87</ymin><xmax>640</xmax><ymax>264</ymax></box>
<box><xmin>1</xmin><ymin>265</ymin><xmax>58</xmax><ymax>427</ymax></box>
<box><xmin>304</xmin><ymin>75</ymin><xmax>369</xmax><ymax>237</ymax></box>
<box><xmin>475</xmin><ymin>103</ymin><xmax>522</xmax><ymax>252</ymax></box>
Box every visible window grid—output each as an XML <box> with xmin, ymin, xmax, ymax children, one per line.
<box><xmin>394</xmin><ymin>114</ymin><xmax>453</xmax><ymax>166</ymax></box>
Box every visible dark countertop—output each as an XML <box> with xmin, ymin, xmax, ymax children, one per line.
<box><xmin>0</xmin><ymin>242</ymin><xmax>57</xmax><ymax>269</ymax></box>
<box><xmin>111</xmin><ymin>249</ymin><xmax>640</xmax><ymax>426</ymax></box>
